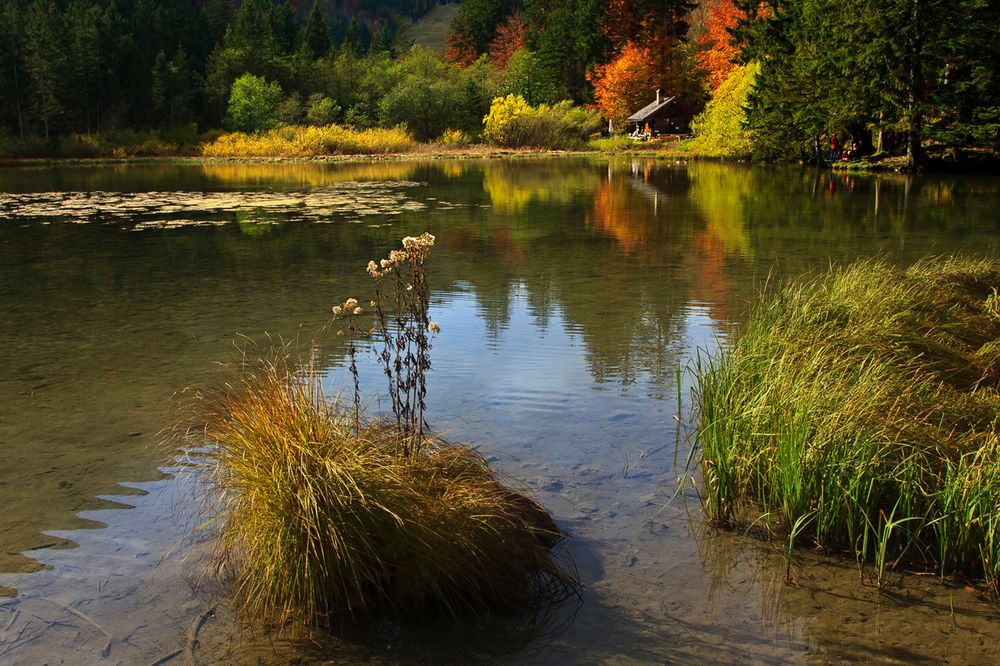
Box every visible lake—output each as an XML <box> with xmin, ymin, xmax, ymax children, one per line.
<box><xmin>1</xmin><ymin>158</ymin><xmax>998</xmax><ymax>663</ymax></box>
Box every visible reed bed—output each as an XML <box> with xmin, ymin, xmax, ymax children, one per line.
<box><xmin>184</xmin><ymin>233</ymin><xmax>576</xmax><ymax>630</ymax></box>
<box><xmin>695</xmin><ymin>257</ymin><xmax>1000</xmax><ymax>589</ymax></box>
<box><xmin>201</xmin><ymin>124</ymin><xmax>417</xmax><ymax>157</ymax></box>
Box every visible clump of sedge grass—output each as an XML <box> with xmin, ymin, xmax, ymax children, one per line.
<box><xmin>196</xmin><ymin>356</ymin><xmax>572</xmax><ymax>627</ymax></box>
<box><xmin>695</xmin><ymin>257</ymin><xmax>1000</xmax><ymax>590</ymax></box>
<box><xmin>185</xmin><ymin>233</ymin><xmax>576</xmax><ymax>629</ymax></box>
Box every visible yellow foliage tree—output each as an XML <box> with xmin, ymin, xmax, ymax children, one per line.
<box><xmin>688</xmin><ymin>62</ymin><xmax>759</xmax><ymax>157</ymax></box>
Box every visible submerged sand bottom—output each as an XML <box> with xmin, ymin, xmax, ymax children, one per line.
<box><xmin>1</xmin><ymin>458</ymin><xmax>997</xmax><ymax>665</ymax></box>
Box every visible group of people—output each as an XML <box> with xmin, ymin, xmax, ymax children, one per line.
<box><xmin>829</xmin><ymin>133</ymin><xmax>862</xmax><ymax>163</ymax></box>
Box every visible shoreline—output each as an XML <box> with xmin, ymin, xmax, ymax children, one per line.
<box><xmin>3</xmin><ymin>150</ymin><xmax>994</xmax><ymax>174</ymax></box>
<box><xmin>0</xmin><ymin>146</ymin><xmax>676</xmax><ymax>168</ymax></box>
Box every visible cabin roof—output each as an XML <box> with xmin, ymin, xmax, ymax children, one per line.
<box><xmin>626</xmin><ymin>95</ymin><xmax>688</xmax><ymax>122</ymax></box>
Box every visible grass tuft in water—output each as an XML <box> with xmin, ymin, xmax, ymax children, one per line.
<box><xmin>193</xmin><ymin>356</ymin><xmax>574</xmax><ymax>628</ymax></box>
<box><xmin>694</xmin><ymin>257</ymin><xmax>1000</xmax><ymax>590</ymax></box>
<box><xmin>184</xmin><ymin>233</ymin><xmax>576</xmax><ymax>629</ymax></box>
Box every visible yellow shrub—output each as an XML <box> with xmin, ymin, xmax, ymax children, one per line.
<box><xmin>482</xmin><ymin>94</ymin><xmax>533</xmax><ymax>146</ymax></box>
<box><xmin>434</xmin><ymin>129</ymin><xmax>470</xmax><ymax>147</ymax></box>
<box><xmin>201</xmin><ymin>125</ymin><xmax>417</xmax><ymax>157</ymax></box>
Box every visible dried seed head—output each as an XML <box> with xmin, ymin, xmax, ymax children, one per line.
<box><xmin>345</xmin><ymin>298</ymin><xmax>358</xmax><ymax>309</ymax></box>
<box><xmin>332</xmin><ymin>305</ymin><xmax>342</xmax><ymax>315</ymax></box>
<box><xmin>428</xmin><ymin>321</ymin><xmax>441</xmax><ymax>334</ymax></box>
<box><xmin>353</xmin><ymin>307</ymin><xmax>363</xmax><ymax>315</ymax></box>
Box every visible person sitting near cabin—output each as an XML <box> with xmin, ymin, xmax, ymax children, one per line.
<box><xmin>848</xmin><ymin>140</ymin><xmax>861</xmax><ymax>160</ymax></box>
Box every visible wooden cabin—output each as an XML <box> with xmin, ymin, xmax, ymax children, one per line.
<box><xmin>626</xmin><ymin>90</ymin><xmax>694</xmax><ymax>137</ymax></box>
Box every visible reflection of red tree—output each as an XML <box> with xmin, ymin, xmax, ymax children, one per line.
<box><xmin>448</xmin><ymin>226</ymin><xmax>477</xmax><ymax>254</ymax></box>
<box><xmin>690</xmin><ymin>228</ymin><xmax>732</xmax><ymax>323</ymax></box>
<box><xmin>491</xmin><ymin>225</ymin><xmax>525</xmax><ymax>264</ymax></box>
<box><xmin>591</xmin><ymin>172</ymin><xmax>736</xmax><ymax>324</ymax></box>
<box><xmin>590</xmin><ymin>178</ymin><xmax>658</xmax><ymax>251</ymax></box>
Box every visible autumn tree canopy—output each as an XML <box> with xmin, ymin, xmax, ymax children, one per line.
<box><xmin>696</xmin><ymin>0</ymin><xmax>742</xmax><ymax>90</ymax></box>
<box><xmin>588</xmin><ymin>42</ymin><xmax>658</xmax><ymax>130</ymax></box>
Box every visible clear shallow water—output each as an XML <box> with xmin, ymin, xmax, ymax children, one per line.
<box><xmin>1</xmin><ymin>159</ymin><xmax>999</xmax><ymax>663</ymax></box>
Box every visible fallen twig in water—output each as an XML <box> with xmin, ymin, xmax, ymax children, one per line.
<box><xmin>0</xmin><ymin>619</ymin><xmax>37</xmax><ymax>660</ymax></box>
<box><xmin>148</xmin><ymin>647</ymin><xmax>183</xmax><ymax>666</ymax></box>
<box><xmin>184</xmin><ymin>607</ymin><xmax>215</xmax><ymax>666</ymax></box>
<box><xmin>38</xmin><ymin>597</ymin><xmax>113</xmax><ymax>658</ymax></box>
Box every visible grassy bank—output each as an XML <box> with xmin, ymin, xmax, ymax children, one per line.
<box><xmin>0</xmin><ymin>124</ymin><xmax>687</xmax><ymax>161</ymax></box>
<box><xmin>695</xmin><ymin>257</ymin><xmax>1000</xmax><ymax>589</ymax></box>
<box><xmin>0</xmin><ymin>127</ymin><xmax>217</xmax><ymax>159</ymax></box>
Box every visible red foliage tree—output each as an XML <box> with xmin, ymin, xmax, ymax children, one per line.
<box><xmin>443</xmin><ymin>27</ymin><xmax>478</xmax><ymax>68</ymax></box>
<box><xmin>488</xmin><ymin>14</ymin><xmax>525</xmax><ymax>70</ymax></box>
<box><xmin>696</xmin><ymin>0</ymin><xmax>743</xmax><ymax>90</ymax></box>
<box><xmin>604</xmin><ymin>0</ymin><xmax>691</xmax><ymax>49</ymax></box>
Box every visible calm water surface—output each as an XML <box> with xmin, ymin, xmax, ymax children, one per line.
<box><xmin>1</xmin><ymin>159</ymin><xmax>998</xmax><ymax>663</ymax></box>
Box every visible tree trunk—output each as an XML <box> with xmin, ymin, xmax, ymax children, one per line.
<box><xmin>906</xmin><ymin>0</ymin><xmax>924</xmax><ymax>171</ymax></box>
<box><xmin>12</xmin><ymin>58</ymin><xmax>23</xmax><ymax>139</ymax></box>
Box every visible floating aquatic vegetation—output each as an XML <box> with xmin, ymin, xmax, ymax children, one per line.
<box><xmin>0</xmin><ymin>182</ymin><xmax>426</xmax><ymax>230</ymax></box>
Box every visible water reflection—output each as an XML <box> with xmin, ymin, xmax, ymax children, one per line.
<box><xmin>2</xmin><ymin>159</ymin><xmax>1000</xmax><ymax>662</ymax></box>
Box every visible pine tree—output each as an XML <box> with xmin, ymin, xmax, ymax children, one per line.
<box><xmin>0</xmin><ymin>0</ymin><xmax>26</xmax><ymax>137</ymax></box>
<box><xmin>299</xmin><ymin>1</ymin><xmax>331</xmax><ymax>58</ymax></box>
<box><xmin>24</xmin><ymin>0</ymin><xmax>66</xmax><ymax>138</ymax></box>
<box><xmin>66</xmin><ymin>0</ymin><xmax>102</xmax><ymax>132</ymax></box>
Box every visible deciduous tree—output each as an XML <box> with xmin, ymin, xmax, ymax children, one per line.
<box><xmin>697</xmin><ymin>0</ymin><xmax>742</xmax><ymax>90</ymax></box>
<box><xmin>588</xmin><ymin>42</ymin><xmax>658</xmax><ymax>130</ymax></box>
<box><xmin>226</xmin><ymin>72</ymin><xmax>283</xmax><ymax>132</ymax></box>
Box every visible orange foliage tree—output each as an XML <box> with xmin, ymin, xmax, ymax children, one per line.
<box><xmin>588</xmin><ymin>42</ymin><xmax>659</xmax><ymax>131</ymax></box>
<box><xmin>696</xmin><ymin>0</ymin><xmax>743</xmax><ymax>90</ymax></box>
<box><xmin>488</xmin><ymin>14</ymin><xmax>525</xmax><ymax>71</ymax></box>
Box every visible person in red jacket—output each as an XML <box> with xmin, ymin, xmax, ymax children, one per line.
<box><xmin>829</xmin><ymin>133</ymin><xmax>840</xmax><ymax>162</ymax></box>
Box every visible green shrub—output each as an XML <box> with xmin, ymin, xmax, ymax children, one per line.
<box><xmin>695</xmin><ymin>257</ymin><xmax>1000</xmax><ymax>590</ymax></box>
<box><xmin>588</xmin><ymin>134</ymin><xmax>639</xmax><ymax>152</ymax></box>
<box><xmin>226</xmin><ymin>73</ymin><xmax>284</xmax><ymax>133</ymax></box>
<box><xmin>377</xmin><ymin>46</ymin><xmax>493</xmax><ymax>141</ymax></box>
<box><xmin>305</xmin><ymin>94</ymin><xmax>339</xmax><ymax>126</ymax></box>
